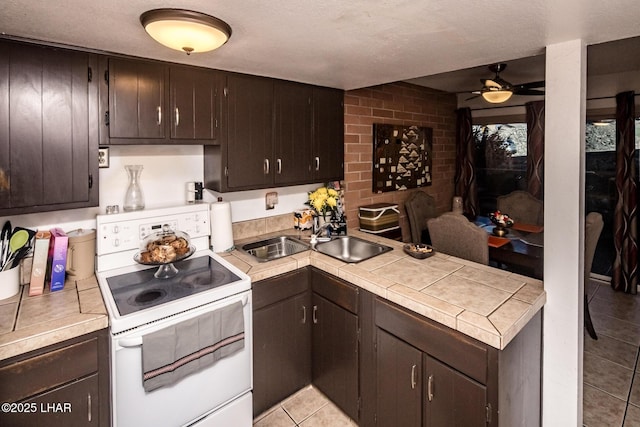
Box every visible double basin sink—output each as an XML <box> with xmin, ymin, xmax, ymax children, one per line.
<box><xmin>241</xmin><ymin>235</ymin><xmax>393</xmax><ymax>264</ymax></box>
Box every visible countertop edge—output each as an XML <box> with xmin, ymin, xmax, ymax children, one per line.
<box><xmin>234</xmin><ymin>229</ymin><xmax>546</xmax><ymax>350</ymax></box>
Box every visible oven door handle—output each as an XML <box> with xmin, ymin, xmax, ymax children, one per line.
<box><xmin>118</xmin><ymin>337</ymin><xmax>143</xmax><ymax>348</ymax></box>
<box><xmin>116</xmin><ymin>292</ymin><xmax>249</xmax><ymax>349</ymax></box>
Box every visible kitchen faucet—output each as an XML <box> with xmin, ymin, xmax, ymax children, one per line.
<box><xmin>309</xmin><ymin>222</ymin><xmax>334</xmax><ymax>247</ymax></box>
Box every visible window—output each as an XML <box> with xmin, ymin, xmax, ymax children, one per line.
<box><xmin>585</xmin><ymin>117</ymin><xmax>640</xmax><ymax>277</ymax></box>
<box><xmin>472</xmin><ymin>123</ymin><xmax>528</xmax><ymax>214</ymax></box>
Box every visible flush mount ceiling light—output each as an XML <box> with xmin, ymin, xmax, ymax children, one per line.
<box><xmin>140</xmin><ymin>9</ymin><xmax>232</xmax><ymax>55</ymax></box>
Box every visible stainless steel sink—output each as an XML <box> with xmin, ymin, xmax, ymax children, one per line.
<box><xmin>314</xmin><ymin>236</ymin><xmax>393</xmax><ymax>263</ymax></box>
<box><xmin>240</xmin><ymin>236</ymin><xmax>310</xmax><ymax>262</ymax></box>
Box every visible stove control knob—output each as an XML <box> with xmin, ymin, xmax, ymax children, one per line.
<box><xmin>112</xmin><ymin>225</ymin><xmax>120</xmax><ymax>234</ymax></box>
<box><xmin>113</xmin><ymin>238</ymin><xmax>120</xmax><ymax>247</ymax></box>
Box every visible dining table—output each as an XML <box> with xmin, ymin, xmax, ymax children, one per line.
<box><xmin>473</xmin><ymin>216</ymin><xmax>544</xmax><ymax>280</ymax></box>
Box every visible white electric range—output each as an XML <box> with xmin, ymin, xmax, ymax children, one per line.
<box><xmin>95</xmin><ymin>204</ymin><xmax>252</xmax><ymax>427</ymax></box>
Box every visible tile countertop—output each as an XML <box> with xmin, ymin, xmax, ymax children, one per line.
<box><xmin>222</xmin><ymin>228</ymin><xmax>546</xmax><ymax>350</ymax></box>
<box><xmin>0</xmin><ymin>227</ymin><xmax>546</xmax><ymax>360</ymax></box>
<box><xmin>0</xmin><ymin>275</ymin><xmax>108</xmax><ymax>361</ymax></box>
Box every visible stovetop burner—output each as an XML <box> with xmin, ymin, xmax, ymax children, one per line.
<box><xmin>106</xmin><ymin>254</ymin><xmax>241</xmax><ymax>316</ymax></box>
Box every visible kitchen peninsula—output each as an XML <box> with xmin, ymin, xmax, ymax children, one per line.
<box><xmin>0</xmin><ymin>225</ymin><xmax>544</xmax><ymax>426</ymax></box>
<box><xmin>228</xmin><ymin>226</ymin><xmax>545</xmax><ymax>426</ymax></box>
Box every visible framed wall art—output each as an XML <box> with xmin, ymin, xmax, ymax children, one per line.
<box><xmin>372</xmin><ymin>124</ymin><xmax>433</xmax><ymax>193</ymax></box>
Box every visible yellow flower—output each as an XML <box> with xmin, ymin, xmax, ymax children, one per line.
<box><xmin>312</xmin><ymin>197</ymin><xmax>325</xmax><ymax>211</ymax></box>
<box><xmin>306</xmin><ymin>184</ymin><xmax>341</xmax><ymax>216</ymax></box>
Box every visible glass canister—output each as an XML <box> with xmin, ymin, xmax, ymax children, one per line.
<box><xmin>123</xmin><ymin>165</ymin><xmax>145</xmax><ymax>211</ymax></box>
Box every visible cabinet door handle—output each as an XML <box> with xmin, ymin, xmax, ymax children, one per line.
<box><xmin>411</xmin><ymin>364</ymin><xmax>417</xmax><ymax>389</ymax></box>
<box><xmin>157</xmin><ymin>106</ymin><xmax>162</xmax><ymax>125</ymax></box>
<box><xmin>427</xmin><ymin>374</ymin><xmax>434</xmax><ymax>402</ymax></box>
<box><xmin>312</xmin><ymin>305</ymin><xmax>318</xmax><ymax>324</ymax></box>
<box><xmin>302</xmin><ymin>305</ymin><xmax>307</xmax><ymax>323</ymax></box>
<box><xmin>175</xmin><ymin>107</ymin><xmax>180</xmax><ymax>127</ymax></box>
<box><xmin>264</xmin><ymin>158</ymin><xmax>270</xmax><ymax>175</ymax></box>
<box><xmin>276</xmin><ymin>158</ymin><xmax>282</xmax><ymax>174</ymax></box>
<box><xmin>315</xmin><ymin>156</ymin><xmax>320</xmax><ymax>171</ymax></box>
<box><xmin>87</xmin><ymin>393</ymin><xmax>92</xmax><ymax>422</ymax></box>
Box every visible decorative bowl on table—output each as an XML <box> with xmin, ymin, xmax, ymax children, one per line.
<box><xmin>403</xmin><ymin>243</ymin><xmax>435</xmax><ymax>259</ymax></box>
<box><xmin>488</xmin><ymin>211</ymin><xmax>514</xmax><ymax>237</ymax></box>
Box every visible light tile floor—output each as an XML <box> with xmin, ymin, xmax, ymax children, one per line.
<box><xmin>253</xmin><ymin>386</ymin><xmax>357</xmax><ymax>427</ymax></box>
<box><xmin>585</xmin><ymin>278</ymin><xmax>640</xmax><ymax>426</ymax></box>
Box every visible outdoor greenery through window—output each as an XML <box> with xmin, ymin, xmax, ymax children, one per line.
<box><xmin>472</xmin><ymin>123</ymin><xmax>528</xmax><ymax>215</ymax></box>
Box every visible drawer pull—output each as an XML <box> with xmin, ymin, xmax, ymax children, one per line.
<box><xmin>315</xmin><ymin>156</ymin><xmax>320</xmax><ymax>171</ymax></box>
<box><xmin>411</xmin><ymin>364</ymin><xmax>417</xmax><ymax>389</ymax></box>
<box><xmin>277</xmin><ymin>158</ymin><xmax>282</xmax><ymax>174</ymax></box>
<box><xmin>157</xmin><ymin>106</ymin><xmax>162</xmax><ymax>125</ymax></box>
<box><xmin>427</xmin><ymin>374</ymin><xmax>434</xmax><ymax>402</ymax></box>
<box><xmin>313</xmin><ymin>305</ymin><xmax>318</xmax><ymax>324</ymax></box>
<box><xmin>302</xmin><ymin>305</ymin><xmax>307</xmax><ymax>324</ymax></box>
<box><xmin>264</xmin><ymin>158</ymin><xmax>270</xmax><ymax>175</ymax></box>
<box><xmin>175</xmin><ymin>107</ymin><xmax>180</xmax><ymax>126</ymax></box>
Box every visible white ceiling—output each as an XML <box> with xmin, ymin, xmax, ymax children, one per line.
<box><xmin>1</xmin><ymin>0</ymin><xmax>639</xmax><ymax>91</ymax></box>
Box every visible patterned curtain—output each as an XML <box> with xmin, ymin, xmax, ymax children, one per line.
<box><xmin>525</xmin><ymin>101</ymin><xmax>545</xmax><ymax>199</ymax></box>
<box><xmin>455</xmin><ymin>107</ymin><xmax>478</xmax><ymax>218</ymax></box>
<box><xmin>611</xmin><ymin>91</ymin><xmax>638</xmax><ymax>294</ymax></box>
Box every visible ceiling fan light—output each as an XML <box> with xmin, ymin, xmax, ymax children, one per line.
<box><xmin>482</xmin><ymin>89</ymin><xmax>513</xmax><ymax>104</ymax></box>
<box><xmin>141</xmin><ymin>9</ymin><xmax>232</xmax><ymax>55</ymax></box>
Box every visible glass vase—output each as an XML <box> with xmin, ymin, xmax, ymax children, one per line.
<box><xmin>123</xmin><ymin>165</ymin><xmax>145</xmax><ymax>211</ymax></box>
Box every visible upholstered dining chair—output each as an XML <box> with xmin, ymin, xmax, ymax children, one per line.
<box><xmin>584</xmin><ymin>212</ymin><xmax>604</xmax><ymax>340</ymax></box>
<box><xmin>404</xmin><ymin>191</ymin><xmax>437</xmax><ymax>244</ymax></box>
<box><xmin>496</xmin><ymin>190</ymin><xmax>544</xmax><ymax>225</ymax></box>
<box><xmin>427</xmin><ymin>212</ymin><xmax>489</xmax><ymax>264</ymax></box>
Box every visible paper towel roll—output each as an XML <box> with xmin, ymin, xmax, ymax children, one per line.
<box><xmin>210</xmin><ymin>201</ymin><xmax>234</xmax><ymax>252</ymax></box>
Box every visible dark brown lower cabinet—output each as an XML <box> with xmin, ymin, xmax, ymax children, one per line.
<box><xmin>252</xmin><ymin>269</ymin><xmax>311</xmax><ymax>417</ymax></box>
<box><xmin>372</xmin><ymin>297</ymin><xmax>541</xmax><ymax>427</ymax></box>
<box><xmin>424</xmin><ymin>355</ymin><xmax>487</xmax><ymax>427</ymax></box>
<box><xmin>376</xmin><ymin>328</ymin><xmax>422</xmax><ymax>427</ymax></box>
<box><xmin>311</xmin><ymin>268</ymin><xmax>360</xmax><ymax>422</ymax></box>
<box><xmin>0</xmin><ymin>329</ymin><xmax>110</xmax><ymax>427</ymax></box>
<box><xmin>252</xmin><ymin>267</ymin><xmax>541</xmax><ymax>427</ymax></box>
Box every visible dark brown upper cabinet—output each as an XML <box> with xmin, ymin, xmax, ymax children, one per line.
<box><xmin>313</xmin><ymin>87</ymin><xmax>344</xmax><ymax>182</ymax></box>
<box><xmin>170</xmin><ymin>65</ymin><xmax>222</xmax><ymax>142</ymax></box>
<box><xmin>224</xmin><ymin>73</ymin><xmax>274</xmax><ymax>189</ymax></box>
<box><xmin>274</xmin><ymin>80</ymin><xmax>313</xmax><ymax>186</ymax></box>
<box><xmin>107</xmin><ymin>57</ymin><xmax>166</xmax><ymax>141</ymax></box>
<box><xmin>103</xmin><ymin>58</ymin><xmax>221</xmax><ymax>145</ymax></box>
<box><xmin>204</xmin><ymin>75</ymin><xmax>344</xmax><ymax>192</ymax></box>
<box><xmin>0</xmin><ymin>39</ymin><xmax>99</xmax><ymax>215</ymax></box>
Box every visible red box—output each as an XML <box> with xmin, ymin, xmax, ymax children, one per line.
<box><xmin>47</xmin><ymin>228</ymin><xmax>68</xmax><ymax>292</ymax></box>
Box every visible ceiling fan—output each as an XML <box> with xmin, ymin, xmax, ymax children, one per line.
<box><xmin>469</xmin><ymin>63</ymin><xmax>545</xmax><ymax>103</ymax></box>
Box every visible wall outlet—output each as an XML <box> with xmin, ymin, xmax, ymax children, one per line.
<box><xmin>265</xmin><ymin>191</ymin><xmax>278</xmax><ymax>210</ymax></box>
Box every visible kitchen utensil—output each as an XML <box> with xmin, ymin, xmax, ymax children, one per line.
<box><xmin>9</xmin><ymin>229</ymin><xmax>29</xmax><ymax>253</ymax></box>
<box><xmin>13</xmin><ymin>226</ymin><xmax>36</xmax><ymax>247</ymax></box>
<box><xmin>0</xmin><ymin>221</ymin><xmax>11</xmax><ymax>268</ymax></box>
<box><xmin>6</xmin><ymin>246</ymin><xmax>30</xmax><ymax>270</ymax></box>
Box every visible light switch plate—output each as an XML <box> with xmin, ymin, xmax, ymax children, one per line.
<box><xmin>265</xmin><ymin>191</ymin><xmax>278</xmax><ymax>210</ymax></box>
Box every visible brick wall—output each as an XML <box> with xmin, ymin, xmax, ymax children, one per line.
<box><xmin>343</xmin><ymin>82</ymin><xmax>458</xmax><ymax>241</ymax></box>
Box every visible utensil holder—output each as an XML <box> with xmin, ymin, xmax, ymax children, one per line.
<box><xmin>0</xmin><ymin>266</ymin><xmax>20</xmax><ymax>300</ymax></box>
